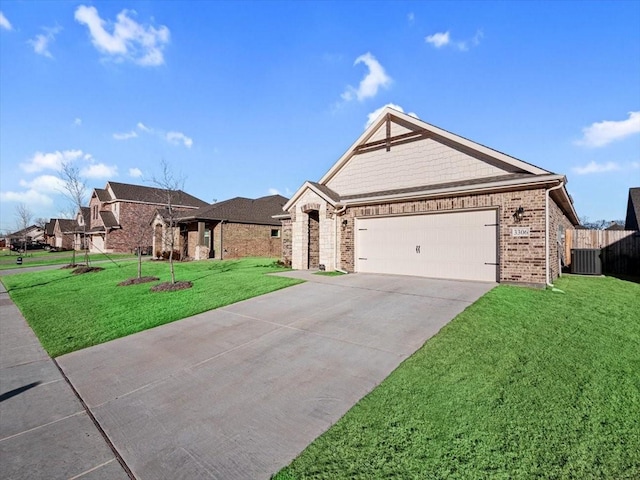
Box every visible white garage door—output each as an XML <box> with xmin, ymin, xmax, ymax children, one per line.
<box><xmin>355</xmin><ymin>210</ymin><xmax>497</xmax><ymax>282</ymax></box>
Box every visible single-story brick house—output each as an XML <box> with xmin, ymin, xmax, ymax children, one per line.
<box><xmin>153</xmin><ymin>194</ymin><xmax>287</xmax><ymax>260</ymax></box>
<box><xmin>6</xmin><ymin>224</ymin><xmax>45</xmax><ymax>249</ymax></box>
<box><xmin>279</xmin><ymin>107</ymin><xmax>580</xmax><ymax>287</ymax></box>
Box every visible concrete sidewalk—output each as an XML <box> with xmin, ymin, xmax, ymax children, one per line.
<box><xmin>0</xmin><ymin>281</ymin><xmax>129</xmax><ymax>479</ymax></box>
<box><xmin>58</xmin><ymin>272</ymin><xmax>494</xmax><ymax>479</ymax></box>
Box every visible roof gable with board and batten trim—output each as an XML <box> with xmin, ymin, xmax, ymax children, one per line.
<box><xmin>320</xmin><ymin>107</ymin><xmax>550</xmax><ymax>198</ymax></box>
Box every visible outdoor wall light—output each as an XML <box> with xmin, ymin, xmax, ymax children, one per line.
<box><xmin>342</xmin><ymin>219</ymin><xmax>348</xmax><ymax>227</ymax></box>
<box><xmin>514</xmin><ymin>206</ymin><xmax>525</xmax><ymax>223</ymax></box>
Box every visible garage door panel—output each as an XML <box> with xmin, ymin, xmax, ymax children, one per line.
<box><xmin>356</xmin><ymin>210</ymin><xmax>497</xmax><ymax>282</ymax></box>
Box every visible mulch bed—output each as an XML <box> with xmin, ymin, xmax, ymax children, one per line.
<box><xmin>71</xmin><ymin>266</ymin><xmax>105</xmax><ymax>274</ymax></box>
<box><xmin>150</xmin><ymin>281</ymin><xmax>193</xmax><ymax>292</ymax></box>
<box><xmin>118</xmin><ymin>276</ymin><xmax>160</xmax><ymax>286</ymax></box>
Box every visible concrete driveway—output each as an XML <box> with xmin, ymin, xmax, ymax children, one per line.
<box><xmin>58</xmin><ymin>272</ymin><xmax>495</xmax><ymax>479</ymax></box>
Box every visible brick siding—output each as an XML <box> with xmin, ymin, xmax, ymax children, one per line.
<box><xmin>336</xmin><ymin>186</ymin><xmax>572</xmax><ymax>286</ymax></box>
<box><xmin>214</xmin><ymin>223</ymin><xmax>281</xmax><ymax>259</ymax></box>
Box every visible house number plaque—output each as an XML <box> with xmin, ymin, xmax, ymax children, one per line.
<box><xmin>512</xmin><ymin>227</ymin><xmax>530</xmax><ymax>237</ymax></box>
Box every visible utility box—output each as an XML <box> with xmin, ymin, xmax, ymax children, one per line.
<box><xmin>571</xmin><ymin>248</ymin><xmax>602</xmax><ymax>275</ymax></box>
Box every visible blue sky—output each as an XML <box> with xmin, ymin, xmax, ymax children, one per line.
<box><xmin>1</xmin><ymin>1</ymin><xmax>639</xmax><ymax>232</ymax></box>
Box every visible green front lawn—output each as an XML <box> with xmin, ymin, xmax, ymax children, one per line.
<box><xmin>1</xmin><ymin>258</ymin><xmax>302</xmax><ymax>357</ymax></box>
<box><xmin>275</xmin><ymin>275</ymin><xmax>640</xmax><ymax>479</ymax></box>
<box><xmin>0</xmin><ymin>249</ymin><xmax>136</xmax><ymax>270</ymax></box>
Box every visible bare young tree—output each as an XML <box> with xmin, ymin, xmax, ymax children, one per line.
<box><xmin>60</xmin><ymin>161</ymin><xmax>89</xmax><ymax>266</ymax></box>
<box><xmin>151</xmin><ymin>160</ymin><xmax>185</xmax><ymax>285</ymax></box>
<box><xmin>34</xmin><ymin>217</ymin><xmax>48</xmax><ymax>229</ymax></box>
<box><xmin>131</xmin><ymin>214</ymin><xmax>154</xmax><ymax>280</ymax></box>
<box><xmin>15</xmin><ymin>203</ymin><xmax>33</xmax><ymax>253</ymax></box>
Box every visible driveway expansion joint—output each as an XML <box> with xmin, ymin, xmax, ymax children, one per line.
<box><xmin>53</xmin><ymin>358</ymin><xmax>137</xmax><ymax>480</ymax></box>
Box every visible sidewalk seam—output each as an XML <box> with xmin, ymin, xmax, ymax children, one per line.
<box><xmin>53</xmin><ymin>359</ymin><xmax>137</xmax><ymax>480</ymax></box>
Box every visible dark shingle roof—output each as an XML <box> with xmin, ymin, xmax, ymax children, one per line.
<box><xmin>180</xmin><ymin>195</ymin><xmax>288</xmax><ymax>226</ymax></box>
<box><xmin>94</xmin><ymin>188</ymin><xmax>111</xmax><ymax>202</ymax></box>
<box><xmin>625</xmin><ymin>187</ymin><xmax>640</xmax><ymax>231</ymax></box>
<box><xmin>58</xmin><ymin>219</ymin><xmax>79</xmax><ymax>233</ymax></box>
<box><xmin>99</xmin><ymin>211</ymin><xmax>120</xmax><ymax>229</ymax></box>
<box><xmin>107</xmin><ymin>181</ymin><xmax>208</xmax><ymax>208</ymax></box>
<box><xmin>45</xmin><ymin>221</ymin><xmax>55</xmax><ymax>235</ymax></box>
<box><xmin>7</xmin><ymin>225</ymin><xmax>41</xmax><ymax>238</ymax></box>
<box><xmin>308</xmin><ymin>182</ymin><xmax>341</xmax><ymax>203</ymax></box>
<box><xmin>80</xmin><ymin>207</ymin><xmax>91</xmax><ymax>225</ymax></box>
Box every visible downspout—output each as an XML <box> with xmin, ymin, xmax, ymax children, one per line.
<box><xmin>545</xmin><ymin>181</ymin><xmax>565</xmax><ymax>287</ymax></box>
<box><xmin>220</xmin><ymin>220</ymin><xmax>224</xmax><ymax>260</ymax></box>
<box><xmin>333</xmin><ymin>204</ymin><xmax>347</xmax><ymax>272</ymax></box>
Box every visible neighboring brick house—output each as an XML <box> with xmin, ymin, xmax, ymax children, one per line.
<box><xmin>85</xmin><ymin>181</ymin><xmax>208</xmax><ymax>254</ymax></box>
<box><xmin>51</xmin><ymin>219</ymin><xmax>80</xmax><ymax>250</ymax></box>
<box><xmin>155</xmin><ymin>195</ymin><xmax>287</xmax><ymax>260</ymax></box>
<box><xmin>44</xmin><ymin>220</ymin><xmax>56</xmax><ymax>247</ymax></box>
<box><xmin>279</xmin><ymin>106</ymin><xmax>580</xmax><ymax>287</ymax></box>
<box><xmin>6</xmin><ymin>225</ymin><xmax>44</xmax><ymax>249</ymax></box>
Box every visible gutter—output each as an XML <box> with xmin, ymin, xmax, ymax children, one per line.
<box><xmin>546</xmin><ymin>181</ymin><xmax>565</xmax><ymax>287</ymax></box>
<box><xmin>341</xmin><ymin>174</ymin><xmax>566</xmax><ymax>206</ymax></box>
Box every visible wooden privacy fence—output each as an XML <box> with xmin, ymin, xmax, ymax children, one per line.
<box><xmin>565</xmin><ymin>229</ymin><xmax>640</xmax><ymax>275</ymax></box>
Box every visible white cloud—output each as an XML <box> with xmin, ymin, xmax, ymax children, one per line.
<box><xmin>407</xmin><ymin>12</ymin><xmax>415</xmax><ymax>25</ymax></box>
<box><xmin>19</xmin><ymin>175</ymin><xmax>66</xmax><ymax>193</ymax></box>
<box><xmin>425</xmin><ymin>29</ymin><xmax>482</xmax><ymax>51</ymax></box>
<box><xmin>74</xmin><ymin>5</ymin><xmax>170</xmax><ymax>66</ymax></box>
<box><xmin>0</xmin><ymin>11</ymin><xmax>12</xmax><ymax>31</ymax></box>
<box><xmin>73</xmin><ymin>118</ymin><xmax>82</xmax><ymax>127</ymax></box>
<box><xmin>29</xmin><ymin>26</ymin><xmax>62</xmax><ymax>59</ymax></box>
<box><xmin>137</xmin><ymin>122</ymin><xmax>152</xmax><ymax>132</ymax></box>
<box><xmin>129</xmin><ymin>167</ymin><xmax>143</xmax><ymax>178</ymax></box>
<box><xmin>20</xmin><ymin>150</ymin><xmax>84</xmax><ymax>173</ymax></box>
<box><xmin>472</xmin><ymin>29</ymin><xmax>484</xmax><ymax>47</ymax></box>
<box><xmin>365</xmin><ymin>103</ymin><xmax>419</xmax><ymax>129</ymax></box>
<box><xmin>575</xmin><ymin>111</ymin><xmax>640</xmax><ymax>148</ymax></box>
<box><xmin>113</xmin><ymin>130</ymin><xmax>138</xmax><ymax>140</ymax></box>
<box><xmin>0</xmin><ymin>189</ymin><xmax>53</xmax><ymax>206</ymax></box>
<box><xmin>268</xmin><ymin>188</ymin><xmax>281</xmax><ymax>195</ymax></box>
<box><xmin>341</xmin><ymin>52</ymin><xmax>392</xmax><ymax>102</ymax></box>
<box><xmin>166</xmin><ymin>131</ymin><xmax>193</xmax><ymax>148</ymax></box>
<box><xmin>572</xmin><ymin>161</ymin><xmax>621</xmax><ymax>175</ymax></box>
<box><xmin>425</xmin><ymin>31</ymin><xmax>450</xmax><ymax>48</ymax></box>
<box><xmin>81</xmin><ymin>163</ymin><xmax>118</xmax><ymax>179</ymax></box>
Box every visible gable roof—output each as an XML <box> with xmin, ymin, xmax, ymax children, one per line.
<box><xmin>7</xmin><ymin>225</ymin><xmax>43</xmax><ymax>238</ymax></box>
<box><xmin>99</xmin><ymin>211</ymin><xmax>120</xmax><ymax>229</ymax></box>
<box><xmin>94</xmin><ymin>188</ymin><xmax>110</xmax><ymax>202</ymax></box>
<box><xmin>99</xmin><ymin>181</ymin><xmax>208</xmax><ymax>208</ymax></box>
<box><xmin>319</xmin><ymin>106</ymin><xmax>549</xmax><ymax>187</ymax></box>
<box><xmin>44</xmin><ymin>221</ymin><xmax>55</xmax><ymax>236</ymax></box>
<box><xmin>57</xmin><ymin>219</ymin><xmax>80</xmax><ymax>233</ymax></box>
<box><xmin>178</xmin><ymin>195</ymin><xmax>288</xmax><ymax>226</ymax></box>
<box><xmin>625</xmin><ymin>187</ymin><xmax>640</xmax><ymax>230</ymax></box>
<box><xmin>283</xmin><ymin>106</ymin><xmax>579</xmax><ymax>225</ymax></box>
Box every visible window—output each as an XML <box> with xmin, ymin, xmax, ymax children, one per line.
<box><xmin>271</xmin><ymin>229</ymin><xmax>280</xmax><ymax>238</ymax></box>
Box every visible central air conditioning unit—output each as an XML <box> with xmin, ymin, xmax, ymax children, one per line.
<box><xmin>571</xmin><ymin>248</ymin><xmax>602</xmax><ymax>275</ymax></box>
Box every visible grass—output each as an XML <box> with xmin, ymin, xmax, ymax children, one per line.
<box><xmin>274</xmin><ymin>275</ymin><xmax>640</xmax><ymax>479</ymax></box>
<box><xmin>314</xmin><ymin>271</ymin><xmax>346</xmax><ymax>277</ymax></box>
<box><xmin>0</xmin><ymin>249</ymin><xmax>136</xmax><ymax>270</ymax></box>
<box><xmin>1</xmin><ymin>257</ymin><xmax>302</xmax><ymax>357</ymax></box>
